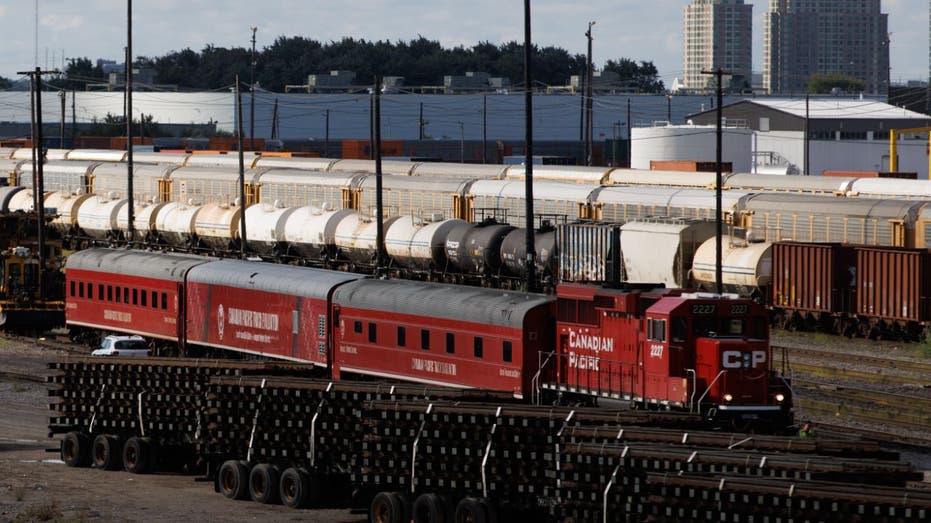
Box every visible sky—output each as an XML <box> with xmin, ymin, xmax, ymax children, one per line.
<box><xmin>0</xmin><ymin>0</ymin><xmax>926</xmax><ymax>87</ymax></box>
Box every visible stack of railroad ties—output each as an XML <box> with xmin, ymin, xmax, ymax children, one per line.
<box><xmin>49</xmin><ymin>356</ymin><xmax>931</xmax><ymax>521</ymax></box>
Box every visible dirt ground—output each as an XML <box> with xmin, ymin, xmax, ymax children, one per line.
<box><xmin>0</xmin><ymin>337</ymin><xmax>367</xmax><ymax>523</ymax></box>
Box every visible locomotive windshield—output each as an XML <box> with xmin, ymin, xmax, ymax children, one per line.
<box><xmin>692</xmin><ymin>316</ymin><xmax>766</xmax><ymax>338</ymax></box>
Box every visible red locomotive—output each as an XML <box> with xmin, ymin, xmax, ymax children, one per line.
<box><xmin>65</xmin><ymin>248</ymin><xmax>793</xmax><ymax>428</ymax></box>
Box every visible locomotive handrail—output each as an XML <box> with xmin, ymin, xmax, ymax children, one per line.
<box><xmin>695</xmin><ymin>370</ymin><xmax>726</xmax><ymax>414</ymax></box>
<box><xmin>532</xmin><ymin>351</ymin><xmax>556</xmax><ymax>405</ymax></box>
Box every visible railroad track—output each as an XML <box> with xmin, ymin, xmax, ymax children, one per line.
<box><xmin>774</xmin><ymin>344</ymin><xmax>931</xmax><ymax>383</ymax></box>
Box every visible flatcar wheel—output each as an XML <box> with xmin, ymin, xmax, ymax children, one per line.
<box><xmin>61</xmin><ymin>431</ymin><xmax>91</xmax><ymax>468</ymax></box>
<box><xmin>122</xmin><ymin>436</ymin><xmax>153</xmax><ymax>474</ymax></box>
<box><xmin>279</xmin><ymin>467</ymin><xmax>310</xmax><ymax>508</ymax></box>
<box><xmin>248</xmin><ymin>463</ymin><xmax>281</xmax><ymax>504</ymax></box>
<box><xmin>370</xmin><ymin>491</ymin><xmax>406</xmax><ymax>523</ymax></box>
<box><xmin>413</xmin><ymin>493</ymin><xmax>446</xmax><ymax>523</ymax></box>
<box><xmin>92</xmin><ymin>434</ymin><xmax>122</xmax><ymax>470</ymax></box>
<box><xmin>454</xmin><ymin>497</ymin><xmax>487</xmax><ymax>523</ymax></box>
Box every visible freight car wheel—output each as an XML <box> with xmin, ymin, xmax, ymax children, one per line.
<box><xmin>248</xmin><ymin>463</ymin><xmax>281</xmax><ymax>504</ymax></box>
<box><xmin>218</xmin><ymin>460</ymin><xmax>250</xmax><ymax>500</ymax></box>
<box><xmin>92</xmin><ymin>434</ymin><xmax>122</xmax><ymax>470</ymax></box>
<box><xmin>454</xmin><ymin>497</ymin><xmax>487</xmax><ymax>523</ymax></box>
<box><xmin>370</xmin><ymin>491</ymin><xmax>406</xmax><ymax>523</ymax></box>
<box><xmin>279</xmin><ymin>467</ymin><xmax>310</xmax><ymax>508</ymax></box>
<box><xmin>122</xmin><ymin>436</ymin><xmax>154</xmax><ymax>474</ymax></box>
<box><xmin>413</xmin><ymin>493</ymin><xmax>446</xmax><ymax>523</ymax></box>
<box><xmin>61</xmin><ymin>431</ymin><xmax>91</xmax><ymax>468</ymax></box>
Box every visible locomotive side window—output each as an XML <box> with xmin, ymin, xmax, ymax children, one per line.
<box><xmin>647</xmin><ymin>318</ymin><xmax>666</xmax><ymax>342</ymax></box>
<box><xmin>446</xmin><ymin>333</ymin><xmax>455</xmax><ymax>354</ymax></box>
<box><xmin>70</xmin><ymin>281</ymin><xmax>75</xmax><ymax>297</ymax></box>
<box><xmin>368</xmin><ymin>323</ymin><xmax>377</xmax><ymax>343</ymax></box>
<box><xmin>151</xmin><ymin>291</ymin><xmax>157</xmax><ymax>308</ymax></box>
<box><xmin>123</xmin><ymin>287</ymin><xmax>129</xmax><ymax>304</ymax></box>
<box><xmin>87</xmin><ymin>283</ymin><xmax>93</xmax><ymax>300</ymax></box>
<box><xmin>421</xmin><ymin>329</ymin><xmax>430</xmax><ymax>350</ymax></box>
<box><xmin>503</xmin><ymin>341</ymin><xmax>512</xmax><ymax>362</ymax></box>
<box><xmin>474</xmin><ymin>337</ymin><xmax>483</xmax><ymax>358</ymax></box>
<box><xmin>397</xmin><ymin>326</ymin><xmax>406</xmax><ymax>347</ymax></box>
<box><xmin>161</xmin><ymin>292</ymin><xmax>168</xmax><ymax>310</ymax></box>
<box><xmin>107</xmin><ymin>285</ymin><xmax>113</xmax><ymax>302</ymax></box>
<box><xmin>99</xmin><ymin>284</ymin><xmax>104</xmax><ymax>300</ymax></box>
<box><xmin>132</xmin><ymin>289</ymin><xmax>138</xmax><ymax>306</ymax></box>
<box><xmin>671</xmin><ymin>317</ymin><xmax>687</xmax><ymax>343</ymax></box>
<box><xmin>353</xmin><ymin>321</ymin><xmax>362</xmax><ymax>334</ymax></box>
<box><xmin>141</xmin><ymin>290</ymin><xmax>147</xmax><ymax>307</ymax></box>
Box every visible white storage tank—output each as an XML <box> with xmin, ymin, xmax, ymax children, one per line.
<box><xmin>244</xmin><ymin>202</ymin><xmax>298</xmax><ymax>255</ymax></box>
<box><xmin>620</xmin><ymin>219</ymin><xmax>717</xmax><ymax>288</ymax></box>
<box><xmin>691</xmin><ymin>236</ymin><xmax>773</xmax><ymax>299</ymax></box>
<box><xmin>631</xmin><ymin>124</ymin><xmax>752</xmax><ymax>172</ymax></box>
<box><xmin>385</xmin><ymin>215</ymin><xmax>467</xmax><ymax>270</ymax></box>
<box><xmin>281</xmin><ymin>207</ymin><xmax>354</xmax><ymax>260</ymax></box>
<box><xmin>154</xmin><ymin>201</ymin><xmax>201</xmax><ymax>248</ymax></box>
<box><xmin>194</xmin><ymin>203</ymin><xmax>242</xmax><ymax>252</ymax></box>
<box><xmin>76</xmin><ymin>195</ymin><xmax>128</xmax><ymax>240</ymax></box>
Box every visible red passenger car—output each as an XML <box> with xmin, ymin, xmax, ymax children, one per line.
<box><xmin>184</xmin><ymin>260</ymin><xmax>362</xmax><ymax>365</ymax></box>
<box><xmin>330</xmin><ymin>279</ymin><xmax>555</xmax><ymax>397</ymax></box>
<box><xmin>544</xmin><ymin>283</ymin><xmax>791</xmax><ymax>425</ymax></box>
<box><xmin>65</xmin><ymin>249</ymin><xmax>211</xmax><ymax>343</ymax></box>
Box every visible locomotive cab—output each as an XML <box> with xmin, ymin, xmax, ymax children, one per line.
<box><xmin>649</xmin><ymin>292</ymin><xmax>792</xmax><ymax>428</ymax></box>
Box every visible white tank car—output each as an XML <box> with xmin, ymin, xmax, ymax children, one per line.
<box><xmin>7</xmin><ymin>188</ymin><xmax>44</xmax><ymax>212</ymax></box>
<box><xmin>194</xmin><ymin>203</ymin><xmax>242</xmax><ymax>252</ymax></box>
<box><xmin>118</xmin><ymin>200</ymin><xmax>170</xmax><ymax>243</ymax></box>
<box><xmin>334</xmin><ymin>211</ymin><xmax>400</xmax><ymax>266</ymax></box>
<box><xmin>691</xmin><ymin>236</ymin><xmax>773</xmax><ymax>299</ymax></box>
<box><xmin>0</xmin><ymin>186</ymin><xmax>24</xmax><ymax>213</ymax></box>
<box><xmin>620</xmin><ymin>219</ymin><xmax>717</xmax><ymax>288</ymax></box>
<box><xmin>280</xmin><ymin>206</ymin><xmax>354</xmax><ymax>260</ymax></box>
<box><xmin>46</xmin><ymin>192</ymin><xmax>93</xmax><ymax>235</ymax></box>
<box><xmin>154</xmin><ymin>201</ymin><xmax>201</xmax><ymax>248</ymax></box>
<box><xmin>385</xmin><ymin>215</ymin><xmax>467</xmax><ymax>270</ymax></box>
<box><xmin>75</xmin><ymin>195</ymin><xmax>128</xmax><ymax>240</ymax></box>
<box><xmin>243</xmin><ymin>202</ymin><xmax>298</xmax><ymax>255</ymax></box>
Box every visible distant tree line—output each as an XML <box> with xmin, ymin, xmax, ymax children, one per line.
<box><xmin>50</xmin><ymin>37</ymin><xmax>665</xmax><ymax>94</ymax></box>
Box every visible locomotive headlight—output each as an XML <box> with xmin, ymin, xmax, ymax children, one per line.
<box><xmin>723</xmin><ymin>394</ymin><xmax>733</xmax><ymax>402</ymax></box>
<box><xmin>775</xmin><ymin>393</ymin><xmax>785</xmax><ymax>403</ymax></box>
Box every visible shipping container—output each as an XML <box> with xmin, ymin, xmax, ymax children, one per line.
<box><xmin>823</xmin><ymin>170</ymin><xmax>918</xmax><ymax>180</ymax></box>
<box><xmin>649</xmin><ymin>160</ymin><xmax>732</xmax><ymax>172</ymax></box>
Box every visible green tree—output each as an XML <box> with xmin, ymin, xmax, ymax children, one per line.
<box><xmin>60</xmin><ymin>57</ymin><xmax>105</xmax><ymax>90</ymax></box>
<box><xmin>807</xmin><ymin>73</ymin><xmax>865</xmax><ymax>94</ymax></box>
<box><xmin>0</xmin><ymin>76</ymin><xmax>12</xmax><ymax>90</ymax></box>
<box><xmin>602</xmin><ymin>59</ymin><xmax>665</xmax><ymax>93</ymax></box>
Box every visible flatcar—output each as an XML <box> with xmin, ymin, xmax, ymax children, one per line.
<box><xmin>63</xmin><ymin>247</ymin><xmax>794</xmax><ymax>428</ymax></box>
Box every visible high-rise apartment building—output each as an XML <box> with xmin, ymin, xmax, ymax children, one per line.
<box><xmin>763</xmin><ymin>0</ymin><xmax>889</xmax><ymax>95</ymax></box>
<box><xmin>683</xmin><ymin>0</ymin><xmax>753</xmax><ymax>92</ymax></box>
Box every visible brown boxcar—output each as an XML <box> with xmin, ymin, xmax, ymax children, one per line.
<box><xmin>855</xmin><ymin>246</ymin><xmax>931</xmax><ymax>324</ymax></box>
<box><xmin>771</xmin><ymin>242</ymin><xmax>856</xmax><ymax>315</ymax></box>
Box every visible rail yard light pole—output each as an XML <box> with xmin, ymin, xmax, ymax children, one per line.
<box><xmin>701</xmin><ymin>67</ymin><xmax>728</xmax><ymax>295</ymax></box>
<box><xmin>457</xmin><ymin>121</ymin><xmax>465</xmax><ymax>163</ymax></box>
<box><xmin>250</xmin><ymin>26</ymin><xmax>257</xmax><ymax>146</ymax></box>
<box><xmin>523</xmin><ymin>0</ymin><xmax>536</xmax><ymax>292</ymax></box>
<box><xmin>585</xmin><ymin>21</ymin><xmax>595</xmax><ymax>166</ymax></box>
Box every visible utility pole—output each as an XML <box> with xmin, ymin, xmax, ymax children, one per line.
<box><xmin>626</xmin><ymin>98</ymin><xmax>631</xmax><ymax>167</ymax></box>
<box><xmin>324</xmin><ymin>109</ymin><xmax>330</xmax><ymax>158</ymax></box>
<box><xmin>373</xmin><ymin>76</ymin><xmax>387</xmax><ymax>273</ymax></box>
<box><xmin>701</xmin><ymin>67</ymin><xmax>728</xmax><ymax>295</ymax></box>
<box><xmin>59</xmin><ymin>90</ymin><xmax>65</xmax><ymax>147</ymax></box>
<box><xmin>482</xmin><ymin>95</ymin><xmax>487</xmax><ymax>164</ymax></box>
<box><xmin>126</xmin><ymin>0</ymin><xmax>135</xmax><ymax>244</ymax></box>
<box><xmin>523</xmin><ymin>0</ymin><xmax>536</xmax><ymax>292</ymax></box>
<box><xmin>457</xmin><ymin>121</ymin><xmax>465</xmax><ymax>163</ymax></box>
<box><xmin>667</xmin><ymin>94</ymin><xmax>672</xmax><ymax>123</ymax></box>
<box><xmin>250</xmin><ymin>26</ymin><xmax>257</xmax><ymax>146</ymax></box>
<box><xmin>236</xmin><ymin>75</ymin><xmax>248</xmax><ymax>258</ymax></box>
<box><xmin>419</xmin><ymin>102</ymin><xmax>424</xmax><ymax>140</ymax></box>
<box><xmin>585</xmin><ymin>21</ymin><xmax>595</xmax><ymax>166</ymax></box>
<box><xmin>804</xmin><ymin>94</ymin><xmax>810</xmax><ymax>175</ymax></box>
<box><xmin>18</xmin><ymin>67</ymin><xmax>59</xmax><ymax>299</ymax></box>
